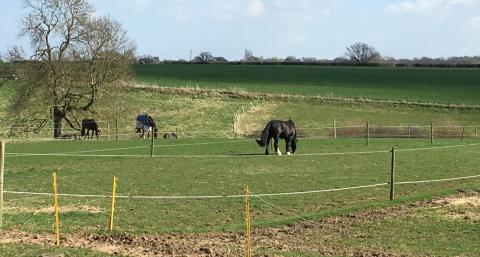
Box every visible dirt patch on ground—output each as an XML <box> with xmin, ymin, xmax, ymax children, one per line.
<box><xmin>4</xmin><ymin>205</ymin><xmax>104</xmax><ymax>214</ymax></box>
<box><xmin>1</xmin><ymin>192</ymin><xmax>479</xmax><ymax>257</ymax></box>
<box><xmin>432</xmin><ymin>194</ymin><xmax>480</xmax><ymax>221</ymax></box>
<box><xmin>435</xmin><ymin>195</ymin><xmax>480</xmax><ymax>207</ymax></box>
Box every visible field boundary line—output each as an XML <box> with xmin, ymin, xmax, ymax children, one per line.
<box><xmin>396</xmin><ymin>142</ymin><xmax>480</xmax><ymax>152</ymax></box>
<box><xmin>395</xmin><ymin>174</ymin><xmax>480</xmax><ymax>185</ymax></box>
<box><xmin>61</xmin><ymin>145</ymin><xmax>149</xmax><ymax>154</ymax></box>
<box><xmin>5</xmin><ymin>142</ymin><xmax>480</xmax><ymax>158</ymax></box>
<box><xmin>3</xmin><ymin>182</ymin><xmax>388</xmax><ymax>199</ymax></box>
<box><xmin>4</xmin><ymin>174</ymin><xmax>479</xmax><ymax>199</ymax></box>
<box><xmin>4</xmin><ymin>150</ymin><xmax>390</xmax><ymax>158</ymax></box>
<box><xmin>135</xmin><ymin>84</ymin><xmax>480</xmax><ymax>110</ymax></box>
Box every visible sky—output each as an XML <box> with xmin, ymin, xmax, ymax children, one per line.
<box><xmin>1</xmin><ymin>0</ymin><xmax>480</xmax><ymax>61</ymax></box>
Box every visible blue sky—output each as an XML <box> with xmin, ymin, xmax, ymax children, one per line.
<box><xmin>1</xmin><ymin>0</ymin><xmax>480</xmax><ymax>60</ymax></box>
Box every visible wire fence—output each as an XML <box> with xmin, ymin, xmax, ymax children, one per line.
<box><xmin>0</xmin><ymin>118</ymin><xmax>479</xmax><ymax>141</ymax></box>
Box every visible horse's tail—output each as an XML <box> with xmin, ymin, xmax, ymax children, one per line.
<box><xmin>256</xmin><ymin>121</ymin><xmax>272</xmax><ymax>147</ymax></box>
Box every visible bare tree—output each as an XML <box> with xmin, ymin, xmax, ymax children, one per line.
<box><xmin>193</xmin><ymin>52</ymin><xmax>214</xmax><ymax>63</ymax></box>
<box><xmin>11</xmin><ymin>0</ymin><xmax>135</xmax><ymax>138</ymax></box>
<box><xmin>345</xmin><ymin>42</ymin><xmax>380</xmax><ymax>64</ymax></box>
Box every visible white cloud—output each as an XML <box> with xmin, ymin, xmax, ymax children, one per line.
<box><xmin>469</xmin><ymin>16</ymin><xmax>480</xmax><ymax>30</ymax></box>
<box><xmin>245</xmin><ymin>0</ymin><xmax>264</xmax><ymax>17</ymax></box>
<box><xmin>387</xmin><ymin>0</ymin><xmax>476</xmax><ymax>13</ymax></box>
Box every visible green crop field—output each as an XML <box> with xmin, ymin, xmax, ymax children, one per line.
<box><xmin>133</xmin><ymin>64</ymin><xmax>480</xmax><ymax>105</ymax></box>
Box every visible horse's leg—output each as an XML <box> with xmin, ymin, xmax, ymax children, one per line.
<box><xmin>265</xmin><ymin>136</ymin><xmax>271</xmax><ymax>155</ymax></box>
<box><xmin>274</xmin><ymin>136</ymin><xmax>282</xmax><ymax>155</ymax></box>
<box><xmin>285</xmin><ymin>138</ymin><xmax>292</xmax><ymax>155</ymax></box>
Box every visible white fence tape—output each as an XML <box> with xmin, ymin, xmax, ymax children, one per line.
<box><xmin>4</xmin><ymin>173</ymin><xmax>479</xmax><ymax>200</ymax></box>
<box><xmin>4</xmin><ymin>182</ymin><xmax>389</xmax><ymax>199</ymax></box>
<box><xmin>395</xmin><ymin>174</ymin><xmax>480</xmax><ymax>185</ymax></box>
<box><xmin>6</xmin><ymin>142</ymin><xmax>480</xmax><ymax>158</ymax></box>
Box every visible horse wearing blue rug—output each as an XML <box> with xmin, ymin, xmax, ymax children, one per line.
<box><xmin>256</xmin><ymin>119</ymin><xmax>297</xmax><ymax>155</ymax></box>
<box><xmin>136</xmin><ymin>114</ymin><xmax>158</xmax><ymax>139</ymax></box>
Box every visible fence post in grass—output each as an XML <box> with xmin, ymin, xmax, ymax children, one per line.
<box><xmin>475</xmin><ymin>128</ymin><xmax>478</xmax><ymax>140</ymax></box>
<box><xmin>150</xmin><ymin>132</ymin><xmax>155</xmax><ymax>157</ymax></box>
<box><xmin>243</xmin><ymin>186</ymin><xmax>253</xmax><ymax>257</ymax></box>
<box><xmin>232</xmin><ymin>115</ymin><xmax>236</xmax><ymax>138</ymax></box>
<box><xmin>333</xmin><ymin>117</ymin><xmax>337</xmax><ymax>139</ymax></box>
<box><xmin>460</xmin><ymin>127</ymin><xmax>465</xmax><ymax>142</ymax></box>
<box><xmin>430</xmin><ymin>121</ymin><xmax>434</xmax><ymax>144</ymax></box>
<box><xmin>115</xmin><ymin>118</ymin><xmax>118</xmax><ymax>141</ymax></box>
<box><xmin>366</xmin><ymin>121</ymin><xmax>370</xmax><ymax>146</ymax></box>
<box><xmin>52</xmin><ymin>172</ymin><xmax>60</xmax><ymax>246</ymax></box>
<box><xmin>408</xmin><ymin>126</ymin><xmax>411</xmax><ymax>139</ymax></box>
<box><xmin>107</xmin><ymin>123</ymin><xmax>111</xmax><ymax>140</ymax></box>
<box><xmin>0</xmin><ymin>141</ymin><xmax>5</xmax><ymax>228</ymax></box>
<box><xmin>390</xmin><ymin>147</ymin><xmax>396</xmax><ymax>201</ymax></box>
<box><xmin>109</xmin><ymin>177</ymin><xmax>118</xmax><ymax>231</ymax></box>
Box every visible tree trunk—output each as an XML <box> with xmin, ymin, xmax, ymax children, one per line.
<box><xmin>53</xmin><ymin>106</ymin><xmax>63</xmax><ymax>138</ymax></box>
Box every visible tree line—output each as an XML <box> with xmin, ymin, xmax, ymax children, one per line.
<box><xmin>134</xmin><ymin>42</ymin><xmax>480</xmax><ymax>68</ymax></box>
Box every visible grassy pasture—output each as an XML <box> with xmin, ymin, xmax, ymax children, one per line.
<box><xmin>3</xmin><ymin>89</ymin><xmax>478</xmax><ymax>140</ymax></box>
<box><xmin>3</xmin><ymin>138</ymin><xmax>479</xmax><ymax>235</ymax></box>
<box><xmin>133</xmin><ymin>64</ymin><xmax>480</xmax><ymax>105</ymax></box>
<box><xmin>1</xmin><ymin>64</ymin><xmax>480</xmax><ymax>256</ymax></box>
<box><xmin>1</xmin><ymin>138</ymin><xmax>479</xmax><ymax>256</ymax></box>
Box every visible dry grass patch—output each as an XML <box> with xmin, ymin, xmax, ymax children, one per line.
<box><xmin>433</xmin><ymin>195</ymin><xmax>480</xmax><ymax>221</ymax></box>
<box><xmin>234</xmin><ymin>102</ymin><xmax>278</xmax><ymax>137</ymax></box>
<box><xmin>5</xmin><ymin>205</ymin><xmax>104</xmax><ymax>215</ymax></box>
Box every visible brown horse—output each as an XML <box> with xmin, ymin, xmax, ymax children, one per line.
<box><xmin>81</xmin><ymin>119</ymin><xmax>100</xmax><ymax>139</ymax></box>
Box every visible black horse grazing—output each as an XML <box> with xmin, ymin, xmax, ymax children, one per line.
<box><xmin>256</xmin><ymin>119</ymin><xmax>297</xmax><ymax>155</ymax></box>
<box><xmin>135</xmin><ymin>114</ymin><xmax>158</xmax><ymax>139</ymax></box>
<box><xmin>81</xmin><ymin>119</ymin><xmax>100</xmax><ymax>139</ymax></box>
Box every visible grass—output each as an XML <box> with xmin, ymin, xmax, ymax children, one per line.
<box><xmin>2</xmin><ymin>86</ymin><xmax>479</xmax><ymax>140</ymax></box>
<box><xmin>2</xmin><ymin>138</ymin><xmax>479</xmax><ymax>235</ymax></box>
<box><xmin>133</xmin><ymin>64</ymin><xmax>480</xmax><ymax>105</ymax></box>
<box><xmin>256</xmin><ymin>189</ymin><xmax>480</xmax><ymax>257</ymax></box>
<box><xmin>1</xmin><ymin>64</ymin><xmax>480</xmax><ymax>256</ymax></box>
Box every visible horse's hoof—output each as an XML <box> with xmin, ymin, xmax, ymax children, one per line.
<box><xmin>287</xmin><ymin>152</ymin><xmax>292</xmax><ymax>155</ymax></box>
<box><xmin>276</xmin><ymin>150</ymin><xmax>282</xmax><ymax>156</ymax></box>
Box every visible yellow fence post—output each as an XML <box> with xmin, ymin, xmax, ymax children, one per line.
<box><xmin>243</xmin><ymin>186</ymin><xmax>253</xmax><ymax>257</ymax></box>
<box><xmin>109</xmin><ymin>177</ymin><xmax>118</xmax><ymax>231</ymax></box>
<box><xmin>333</xmin><ymin>117</ymin><xmax>337</xmax><ymax>139</ymax></box>
<box><xmin>52</xmin><ymin>172</ymin><xmax>60</xmax><ymax>246</ymax></box>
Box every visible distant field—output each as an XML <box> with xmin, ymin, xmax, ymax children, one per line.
<box><xmin>133</xmin><ymin>64</ymin><xmax>480</xmax><ymax>105</ymax></box>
